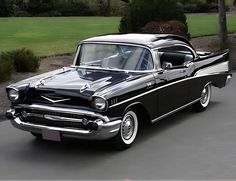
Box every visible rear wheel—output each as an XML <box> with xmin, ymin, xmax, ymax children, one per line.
<box><xmin>112</xmin><ymin>109</ymin><xmax>139</xmax><ymax>150</ymax></box>
<box><xmin>193</xmin><ymin>84</ymin><xmax>211</xmax><ymax>112</ymax></box>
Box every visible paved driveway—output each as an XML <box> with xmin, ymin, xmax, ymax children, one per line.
<box><xmin>0</xmin><ymin>73</ymin><xmax>235</xmax><ymax>180</ymax></box>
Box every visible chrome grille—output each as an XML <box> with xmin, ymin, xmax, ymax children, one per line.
<box><xmin>27</xmin><ymin>90</ymin><xmax>90</xmax><ymax>107</ymax></box>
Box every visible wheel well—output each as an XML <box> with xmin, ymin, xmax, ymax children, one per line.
<box><xmin>125</xmin><ymin>103</ymin><xmax>151</xmax><ymax>125</ymax></box>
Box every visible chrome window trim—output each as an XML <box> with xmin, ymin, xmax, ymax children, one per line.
<box><xmin>154</xmin><ymin>43</ymin><xmax>199</xmax><ymax>61</ymax></box>
<box><xmin>72</xmin><ymin>45</ymin><xmax>81</xmax><ymax>66</ymax></box>
<box><xmin>72</xmin><ymin>42</ymin><xmax>159</xmax><ymax>73</ymax></box>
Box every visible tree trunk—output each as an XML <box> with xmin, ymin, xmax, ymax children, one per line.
<box><xmin>107</xmin><ymin>0</ymin><xmax>111</xmax><ymax>16</ymax></box>
<box><xmin>218</xmin><ymin>0</ymin><xmax>228</xmax><ymax>49</ymax></box>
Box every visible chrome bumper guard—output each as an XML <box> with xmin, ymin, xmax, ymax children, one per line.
<box><xmin>226</xmin><ymin>75</ymin><xmax>232</xmax><ymax>85</ymax></box>
<box><xmin>7</xmin><ymin>104</ymin><xmax>121</xmax><ymax>140</ymax></box>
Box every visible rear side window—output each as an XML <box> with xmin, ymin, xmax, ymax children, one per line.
<box><xmin>158</xmin><ymin>46</ymin><xmax>194</xmax><ymax>68</ymax></box>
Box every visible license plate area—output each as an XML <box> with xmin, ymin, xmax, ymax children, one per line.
<box><xmin>42</xmin><ymin>129</ymin><xmax>61</xmax><ymax>142</ymax></box>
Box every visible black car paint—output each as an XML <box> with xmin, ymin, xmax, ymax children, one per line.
<box><xmin>7</xmin><ymin>34</ymin><xmax>231</xmax><ymax>128</ymax></box>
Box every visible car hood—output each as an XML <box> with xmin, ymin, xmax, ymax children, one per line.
<box><xmin>26</xmin><ymin>67</ymin><xmax>146</xmax><ymax>98</ymax></box>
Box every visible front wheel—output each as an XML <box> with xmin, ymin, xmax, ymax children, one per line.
<box><xmin>193</xmin><ymin>84</ymin><xmax>211</xmax><ymax>112</ymax></box>
<box><xmin>112</xmin><ymin>109</ymin><xmax>139</xmax><ymax>150</ymax></box>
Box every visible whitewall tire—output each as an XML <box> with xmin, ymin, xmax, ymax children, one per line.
<box><xmin>194</xmin><ymin>84</ymin><xmax>211</xmax><ymax>111</ymax></box>
<box><xmin>112</xmin><ymin>109</ymin><xmax>139</xmax><ymax>149</ymax></box>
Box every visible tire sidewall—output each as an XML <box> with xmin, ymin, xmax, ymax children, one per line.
<box><xmin>200</xmin><ymin>84</ymin><xmax>211</xmax><ymax>108</ymax></box>
<box><xmin>113</xmin><ymin>109</ymin><xmax>139</xmax><ymax>149</ymax></box>
<box><xmin>120</xmin><ymin>110</ymin><xmax>138</xmax><ymax>145</ymax></box>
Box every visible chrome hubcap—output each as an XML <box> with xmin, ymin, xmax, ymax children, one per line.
<box><xmin>200</xmin><ymin>87</ymin><xmax>209</xmax><ymax>104</ymax></box>
<box><xmin>121</xmin><ymin>115</ymin><xmax>135</xmax><ymax>140</ymax></box>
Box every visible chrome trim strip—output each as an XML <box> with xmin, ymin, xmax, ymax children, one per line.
<box><xmin>44</xmin><ymin>115</ymin><xmax>83</xmax><ymax>123</ymax></box>
<box><xmin>100</xmin><ymin>120</ymin><xmax>122</xmax><ymax>127</ymax></box>
<box><xmin>109</xmin><ymin>128</ymin><xmax>120</xmax><ymax>133</ymax></box>
<box><xmin>15</xmin><ymin>117</ymin><xmax>92</xmax><ymax>134</ymax></box>
<box><xmin>16</xmin><ymin>104</ymin><xmax>110</xmax><ymax>122</ymax></box>
<box><xmin>109</xmin><ymin>72</ymin><xmax>226</xmax><ymax>108</ymax></box>
<box><xmin>25</xmin><ymin>112</ymin><xmax>44</xmax><ymax>118</ymax></box>
<box><xmin>41</xmin><ymin>96</ymin><xmax>71</xmax><ymax>103</ymax></box>
<box><xmin>151</xmin><ymin>98</ymin><xmax>201</xmax><ymax>123</ymax></box>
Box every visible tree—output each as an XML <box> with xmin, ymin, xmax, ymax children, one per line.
<box><xmin>119</xmin><ymin>0</ymin><xmax>188</xmax><ymax>36</ymax></box>
<box><xmin>107</xmin><ymin>0</ymin><xmax>111</xmax><ymax>15</ymax></box>
<box><xmin>26</xmin><ymin>0</ymin><xmax>56</xmax><ymax>15</ymax></box>
<box><xmin>218</xmin><ymin>0</ymin><xmax>227</xmax><ymax>48</ymax></box>
<box><xmin>0</xmin><ymin>0</ymin><xmax>11</xmax><ymax>17</ymax></box>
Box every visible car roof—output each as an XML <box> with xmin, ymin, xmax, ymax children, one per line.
<box><xmin>81</xmin><ymin>33</ymin><xmax>194</xmax><ymax>49</ymax></box>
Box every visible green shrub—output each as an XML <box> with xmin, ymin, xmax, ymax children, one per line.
<box><xmin>0</xmin><ymin>52</ymin><xmax>14</xmax><ymax>82</ymax></box>
<box><xmin>4</xmin><ymin>48</ymin><xmax>40</xmax><ymax>73</ymax></box>
<box><xmin>119</xmin><ymin>0</ymin><xmax>188</xmax><ymax>37</ymax></box>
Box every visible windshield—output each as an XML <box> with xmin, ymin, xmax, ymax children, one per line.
<box><xmin>76</xmin><ymin>43</ymin><xmax>154</xmax><ymax>71</ymax></box>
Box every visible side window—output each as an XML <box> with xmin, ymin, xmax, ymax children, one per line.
<box><xmin>158</xmin><ymin>46</ymin><xmax>194</xmax><ymax>69</ymax></box>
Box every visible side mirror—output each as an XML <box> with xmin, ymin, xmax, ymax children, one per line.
<box><xmin>162</xmin><ymin>62</ymin><xmax>173</xmax><ymax>70</ymax></box>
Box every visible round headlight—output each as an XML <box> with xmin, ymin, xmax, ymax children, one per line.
<box><xmin>93</xmin><ymin>97</ymin><xmax>107</xmax><ymax>111</ymax></box>
<box><xmin>8</xmin><ymin>88</ymin><xmax>20</xmax><ymax>102</ymax></box>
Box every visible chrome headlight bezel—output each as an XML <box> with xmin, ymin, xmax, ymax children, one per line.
<box><xmin>92</xmin><ymin>96</ymin><xmax>108</xmax><ymax>111</ymax></box>
<box><xmin>7</xmin><ymin>87</ymin><xmax>20</xmax><ymax>103</ymax></box>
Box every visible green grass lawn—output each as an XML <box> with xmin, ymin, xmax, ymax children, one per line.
<box><xmin>0</xmin><ymin>15</ymin><xmax>236</xmax><ymax>57</ymax></box>
<box><xmin>0</xmin><ymin>17</ymin><xmax>120</xmax><ymax>57</ymax></box>
<box><xmin>188</xmin><ymin>14</ymin><xmax>236</xmax><ymax>38</ymax></box>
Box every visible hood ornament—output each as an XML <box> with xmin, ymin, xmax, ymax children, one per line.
<box><xmin>80</xmin><ymin>83</ymin><xmax>90</xmax><ymax>93</ymax></box>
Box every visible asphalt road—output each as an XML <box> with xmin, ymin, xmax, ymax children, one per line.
<box><xmin>0</xmin><ymin>73</ymin><xmax>235</xmax><ymax>180</ymax></box>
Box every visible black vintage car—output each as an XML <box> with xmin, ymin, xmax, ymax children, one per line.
<box><xmin>6</xmin><ymin>34</ymin><xmax>232</xmax><ymax>149</ymax></box>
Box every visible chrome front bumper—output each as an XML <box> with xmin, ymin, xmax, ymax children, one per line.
<box><xmin>7</xmin><ymin>104</ymin><xmax>121</xmax><ymax>140</ymax></box>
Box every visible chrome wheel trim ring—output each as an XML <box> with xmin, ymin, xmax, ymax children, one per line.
<box><xmin>121</xmin><ymin>111</ymin><xmax>138</xmax><ymax>145</ymax></box>
<box><xmin>200</xmin><ymin>84</ymin><xmax>211</xmax><ymax>107</ymax></box>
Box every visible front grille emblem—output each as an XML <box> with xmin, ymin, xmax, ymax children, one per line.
<box><xmin>41</xmin><ymin>95</ymin><xmax>71</xmax><ymax>103</ymax></box>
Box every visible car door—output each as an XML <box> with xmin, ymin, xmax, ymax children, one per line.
<box><xmin>154</xmin><ymin>45</ymin><xmax>195</xmax><ymax>119</ymax></box>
